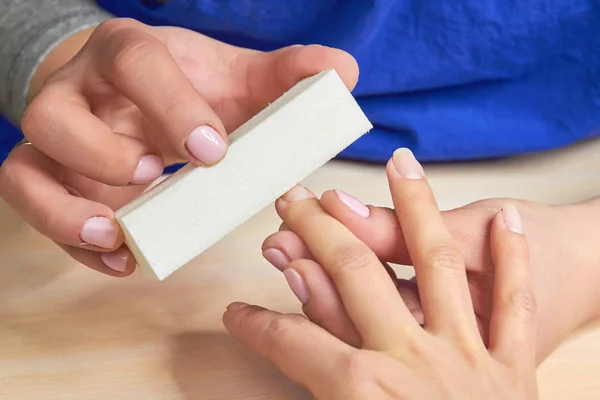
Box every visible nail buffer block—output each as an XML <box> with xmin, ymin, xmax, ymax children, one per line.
<box><xmin>115</xmin><ymin>69</ymin><xmax>373</xmax><ymax>280</ymax></box>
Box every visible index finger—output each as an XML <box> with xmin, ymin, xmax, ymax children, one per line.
<box><xmin>90</xmin><ymin>19</ymin><xmax>228</xmax><ymax>166</ymax></box>
<box><xmin>275</xmin><ymin>186</ymin><xmax>420</xmax><ymax>351</ymax></box>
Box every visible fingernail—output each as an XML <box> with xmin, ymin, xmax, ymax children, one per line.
<box><xmin>392</xmin><ymin>148</ymin><xmax>424</xmax><ymax>179</ymax></box>
<box><xmin>80</xmin><ymin>217</ymin><xmax>118</xmax><ymax>248</ymax></box>
<box><xmin>335</xmin><ymin>190</ymin><xmax>370</xmax><ymax>218</ymax></box>
<box><xmin>263</xmin><ymin>248</ymin><xmax>291</xmax><ymax>271</ymax></box>
<box><xmin>284</xmin><ymin>268</ymin><xmax>309</xmax><ymax>304</ymax></box>
<box><xmin>502</xmin><ymin>204</ymin><xmax>523</xmax><ymax>234</ymax></box>
<box><xmin>100</xmin><ymin>248</ymin><xmax>129</xmax><ymax>272</ymax></box>
<box><xmin>185</xmin><ymin>125</ymin><xmax>227</xmax><ymax>165</ymax></box>
<box><xmin>131</xmin><ymin>154</ymin><xmax>164</xmax><ymax>184</ymax></box>
<box><xmin>281</xmin><ymin>185</ymin><xmax>312</xmax><ymax>203</ymax></box>
<box><xmin>227</xmin><ymin>302</ymin><xmax>250</xmax><ymax>312</ymax></box>
<box><xmin>411</xmin><ymin>309</ymin><xmax>425</xmax><ymax>325</ymax></box>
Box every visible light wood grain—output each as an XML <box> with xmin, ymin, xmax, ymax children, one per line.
<box><xmin>2</xmin><ymin>138</ymin><xmax>600</xmax><ymax>399</ymax></box>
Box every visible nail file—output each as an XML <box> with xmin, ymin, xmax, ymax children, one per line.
<box><xmin>115</xmin><ymin>69</ymin><xmax>373</xmax><ymax>280</ymax></box>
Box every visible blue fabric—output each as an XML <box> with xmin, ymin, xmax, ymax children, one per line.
<box><xmin>1</xmin><ymin>0</ymin><xmax>599</xmax><ymax>164</ymax></box>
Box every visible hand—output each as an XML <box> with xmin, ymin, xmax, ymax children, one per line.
<box><xmin>263</xmin><ymin>166</ymin><xmax>600</xmax><ymax>364</ymax></box>
<box><xmin>0</xmin><ymin>18</ymin><xmax>358</xmax><ymax>276</ymax></box>
<box><xmin>223</xmin><ymin>149</ymin><xmax>538</xmax><ymax>400</ymax></box>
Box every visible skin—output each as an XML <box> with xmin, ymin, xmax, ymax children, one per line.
<box><xmin>223</xmin><ymin>150</ymin><xmax>539</xmax><ymax>399</ymax></box>
<box><xmin>263</xmin><ymin>187</ymin><xmax>600</xmax><ymax>366</ymax></box>
<box><xmin>0</xmin><ymin>18</ymin><xmax>358</xmax><ymax>275</ymax></box>
<box><xmin>1</xmin><ymin>15</ymin><xmax>598</xmax><ymax>383</ymax></box>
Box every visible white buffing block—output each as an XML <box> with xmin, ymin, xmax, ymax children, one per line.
<box><xmin>115</xmin><ymin>69</ymin><xmax>373</xmax><ymax>280</ymax></box>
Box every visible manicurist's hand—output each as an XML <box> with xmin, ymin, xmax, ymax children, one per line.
<box><xmin>223</xmin><ymin>149</ymin><xmax>539</xmax><ymax>400</ymax></box>
<box><xmin>0</xmin><ymin>18</ymin><xmax>358</xmax><ymax>276</ymax></box>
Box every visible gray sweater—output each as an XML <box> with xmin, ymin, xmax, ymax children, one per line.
<box><xmin>0</xmin><ymin>0</ymin><xmax>111</xmax><ymax>126</ymax></box>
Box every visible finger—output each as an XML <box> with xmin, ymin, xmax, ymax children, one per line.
<box><xmin>488</xmin><ymin>205</ymin><xmax>536</xmax><ymax>370</ymax></box>
<box><xmin>386</xmin><ymin>148</ymin><xmax>480</xmax><ymax>342</ymax></box>
<box><xmin>395</xmin><ymin>279</ymin><xmax>425</xmax><ymax>325</ymax></box>
<box><xmin>0</xmin><ymin>146</ymin><xmax>123</xmax><ymax>252</ymax></box>
<box><xmin>263</xmin><ymin>231</ymin><xmax>423</xmax><ymax>338</ymax></box>
<box><xmin>242</xmin><ymin>44</ymin><xmax>359</xmax><ymax>120</ymax></box>
<box><xmin>285</xmin><ymin>259</ymin><xmax>361</xmax><ymax>347</ymax></box>
<box><xmin>21</xmin><ymin>83</ymin><xmax>163</xmax><ymax>186</ymax></box>
<box><xmin>321</xmin><ymin>189</ymin><xmax>496</xmax><ymax>325</ymax></box>
<box><xmin>91</xmin><ymin>19</ymin><xmax>228</xmax><ymax>166</ymax></box>
<box><xmin>223</xmin><ymin>302</ymin><xmax>353</xmax><ymax>397</ymax></box>
<box><xmin>61</xmin><ymin>170</ymin><xmax>148</xmax><ymax>210</ymax></box>
<box><xmin>57</xmin><ymin>243</ymin><xmax>136</xmax><ymax>277</ymax></box>
<box><xmin>320</xmin><ymin>190</ymin><xmax>496</xmax><ymax>272</ymax></box>
<box><xmin>262</xmin><ymin>230</ymin><xmax>312</xmax><ymax>271</ymax></box>
<box><xmin>275</xmin><ymin>185</ymin><xmax>420</xmax><ymax>350</ymax></box>
<box><xmin>263</xmin><ymin>231</ymin><xmax>426</xmax><ymax>334</ymax></box>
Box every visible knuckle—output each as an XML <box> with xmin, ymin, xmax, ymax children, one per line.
<box><xmin>329</xmin><ymin>243</ymin><xmax>375</xmax><ymax>278</ymax></box>
<box><xmin>341</xmin><ymin>352</ymin><xmax>377</xmax><ymax>393</ymax></box>
<box><xmin>94</xmin><ymin>19</ymin><xmax>161</xmax><ymax>79</ymax></box>
<box><xmin>503</xmin><ymin>286</ymin><xmax>537</xmax><ymax>323</ymax></box>
<box><xmin>36</xmin><ymin>205</ymin><xmax>61</xmax><ymax>239</ymax></box>
<box><xmin>93</xmin><ymin>18</ymin><xmax>140</xmax><ymax>42</ymax></box>
<box><xmin>263</xmin><ymin>313</ymin><xmax>305</xmax><ymax>341</ymax></box>
<box><xmin>426</xmin><ymin>244</ymin><xmax>464</xmax><ymax>273</ymax></box>
<box><xmin>21</xmin><ymin>89</ymin><xmax>60</xmax><ymax>139</ymax></box>
<box><xmin>503</xmin><ymin>240</ymin><xmax>530</xmax><ymax>264</ymax></box>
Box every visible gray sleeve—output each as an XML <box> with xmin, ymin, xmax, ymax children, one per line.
<box><xmin>0</xmin><ymin>0</ymin><xmax>113</xmax><ymax>126</ymax></box>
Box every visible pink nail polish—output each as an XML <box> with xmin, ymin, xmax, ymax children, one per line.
<box><xmin>263</xmin><ymin>248</ymin><xmax>291</xmax><ymax>271</ymax></box>
<box><xmin>80</xmin><ymin>217</ymin><xmax>118</xmax><ymax>249</ymax></box>
<box><xmin>100</xmin><ymin>248</ymin><xmax>129</xmax><ymax>272</ymax></box>
<box><xmin>185</xmin><ymin>125</ymin><xmax>227</xmax><ymax>165</ymax></box>
<box><xmin>335</xmin><ymin>190</ymin><xmax>370</xmax><ymax>218</ymax></box>
<box><xmin>502</xmin><ymin>204</ymin><xmax>523</xmax><ymax>234</ymax></box>
<box><xmin>392</xmin><ymin>148</ymin><xmax>424</xmax><ymax>179</ymax></box>
<box><xmin>132</xmin><ymin>154</ymin><xmax>164</xmax><ymax>184</ymax></box>
<box><xmin>284</xmin><ymin>268</ymin><xmax>309</xmax><ymax>304</ymax></box>
<box><xmin>411</xmin><ymin>309</ymin><xmax>425</xmax><ymax>325</ymax></box>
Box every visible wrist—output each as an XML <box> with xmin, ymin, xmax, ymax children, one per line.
<box><xmin>28</xmin><ymin>26</ymin><xmax>97</xmax><ymax>100</ymax></box>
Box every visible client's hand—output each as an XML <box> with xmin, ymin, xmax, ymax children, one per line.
<box><xmin>223</xmin><ymin>149</ymin><xmax>538</xmax><ymax>399</ymax></box>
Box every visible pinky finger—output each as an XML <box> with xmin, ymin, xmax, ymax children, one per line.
<box><xmin>488</xmin><ymin>204</ymin><xmax>537</xmax><ymax>369</ymax></box>
<box><xmin>57</xmin><ymin>243</ymin><xmax>137</xmax><ymax>277</ymax></box>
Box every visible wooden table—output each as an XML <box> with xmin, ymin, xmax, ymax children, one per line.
<box><xmin>2</xmin><ymin>139</ymin><xmax>600</xmax><ymax>399</ymax></box>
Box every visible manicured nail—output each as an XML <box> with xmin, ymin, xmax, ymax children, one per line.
<box><xmin>131</xmin><ymin>154</ymin><xmax>164</xmax><ymax>184</ymax></box>
<box><xmin>284</xmin><ymin>268</ymin><xmax>309</xmax><ymax>304</ymax></box>
<box><xmin>502</xmin><ymin>204</ymin><xmax>523</xmax><ymax>234</ymax></box>
<box><xmin>411</xmin><ymin>309</ymin><xmax>425</xmax><ymax>325</ymax></box>
<box><xmin>185</xmin><ymin>125</ymin><xmax>227</xmax><ymax>165</ymax></box>
<box><xmin>227</xmin><ymin>302</ymin><xmax>250</xmax><ymax>312</ymax></box>
<box><xmin>335</xmin><ymin>190</ymin><xmax>370</xmax><ymax>218</ymax></box>
<box><xmin>263</xmin><ymin>248</ymin><xmax>291</xmax><ymax>271</ymax></box>
<box><xmin>80</xmin><ymin>217</ymin><xmax>118</xmax><ymax>248</ymax></box>
<box><xmin>392</xmin><ymin>148</ymin><xmax>424</xmax><ymax>179</ymax></box>
<box><xmin>281</xmin><ymin>185</ymin><xmax>312</xmax><ymax>203</ymax></box>
<box><xmin>100</xmin><ymin>247</ymin><xmax>129</xmax><ymax>272</ymax></box>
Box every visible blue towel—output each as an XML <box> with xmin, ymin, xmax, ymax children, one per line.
<box><xmin>2</xmin><ymin>0</ymin><xmax>599</xmax><ymax>164</ymax></box>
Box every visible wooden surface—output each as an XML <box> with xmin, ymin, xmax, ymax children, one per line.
<box><xmin>2</xmin><ymin>138</ymin><xmax>600</xmax><ymax>399</ymax></box>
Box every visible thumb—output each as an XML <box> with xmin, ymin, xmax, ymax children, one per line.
<box><xmin>242</xmin><ymin>44</ymin><xmax>359</xmax><ymax>115</ymax></box>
